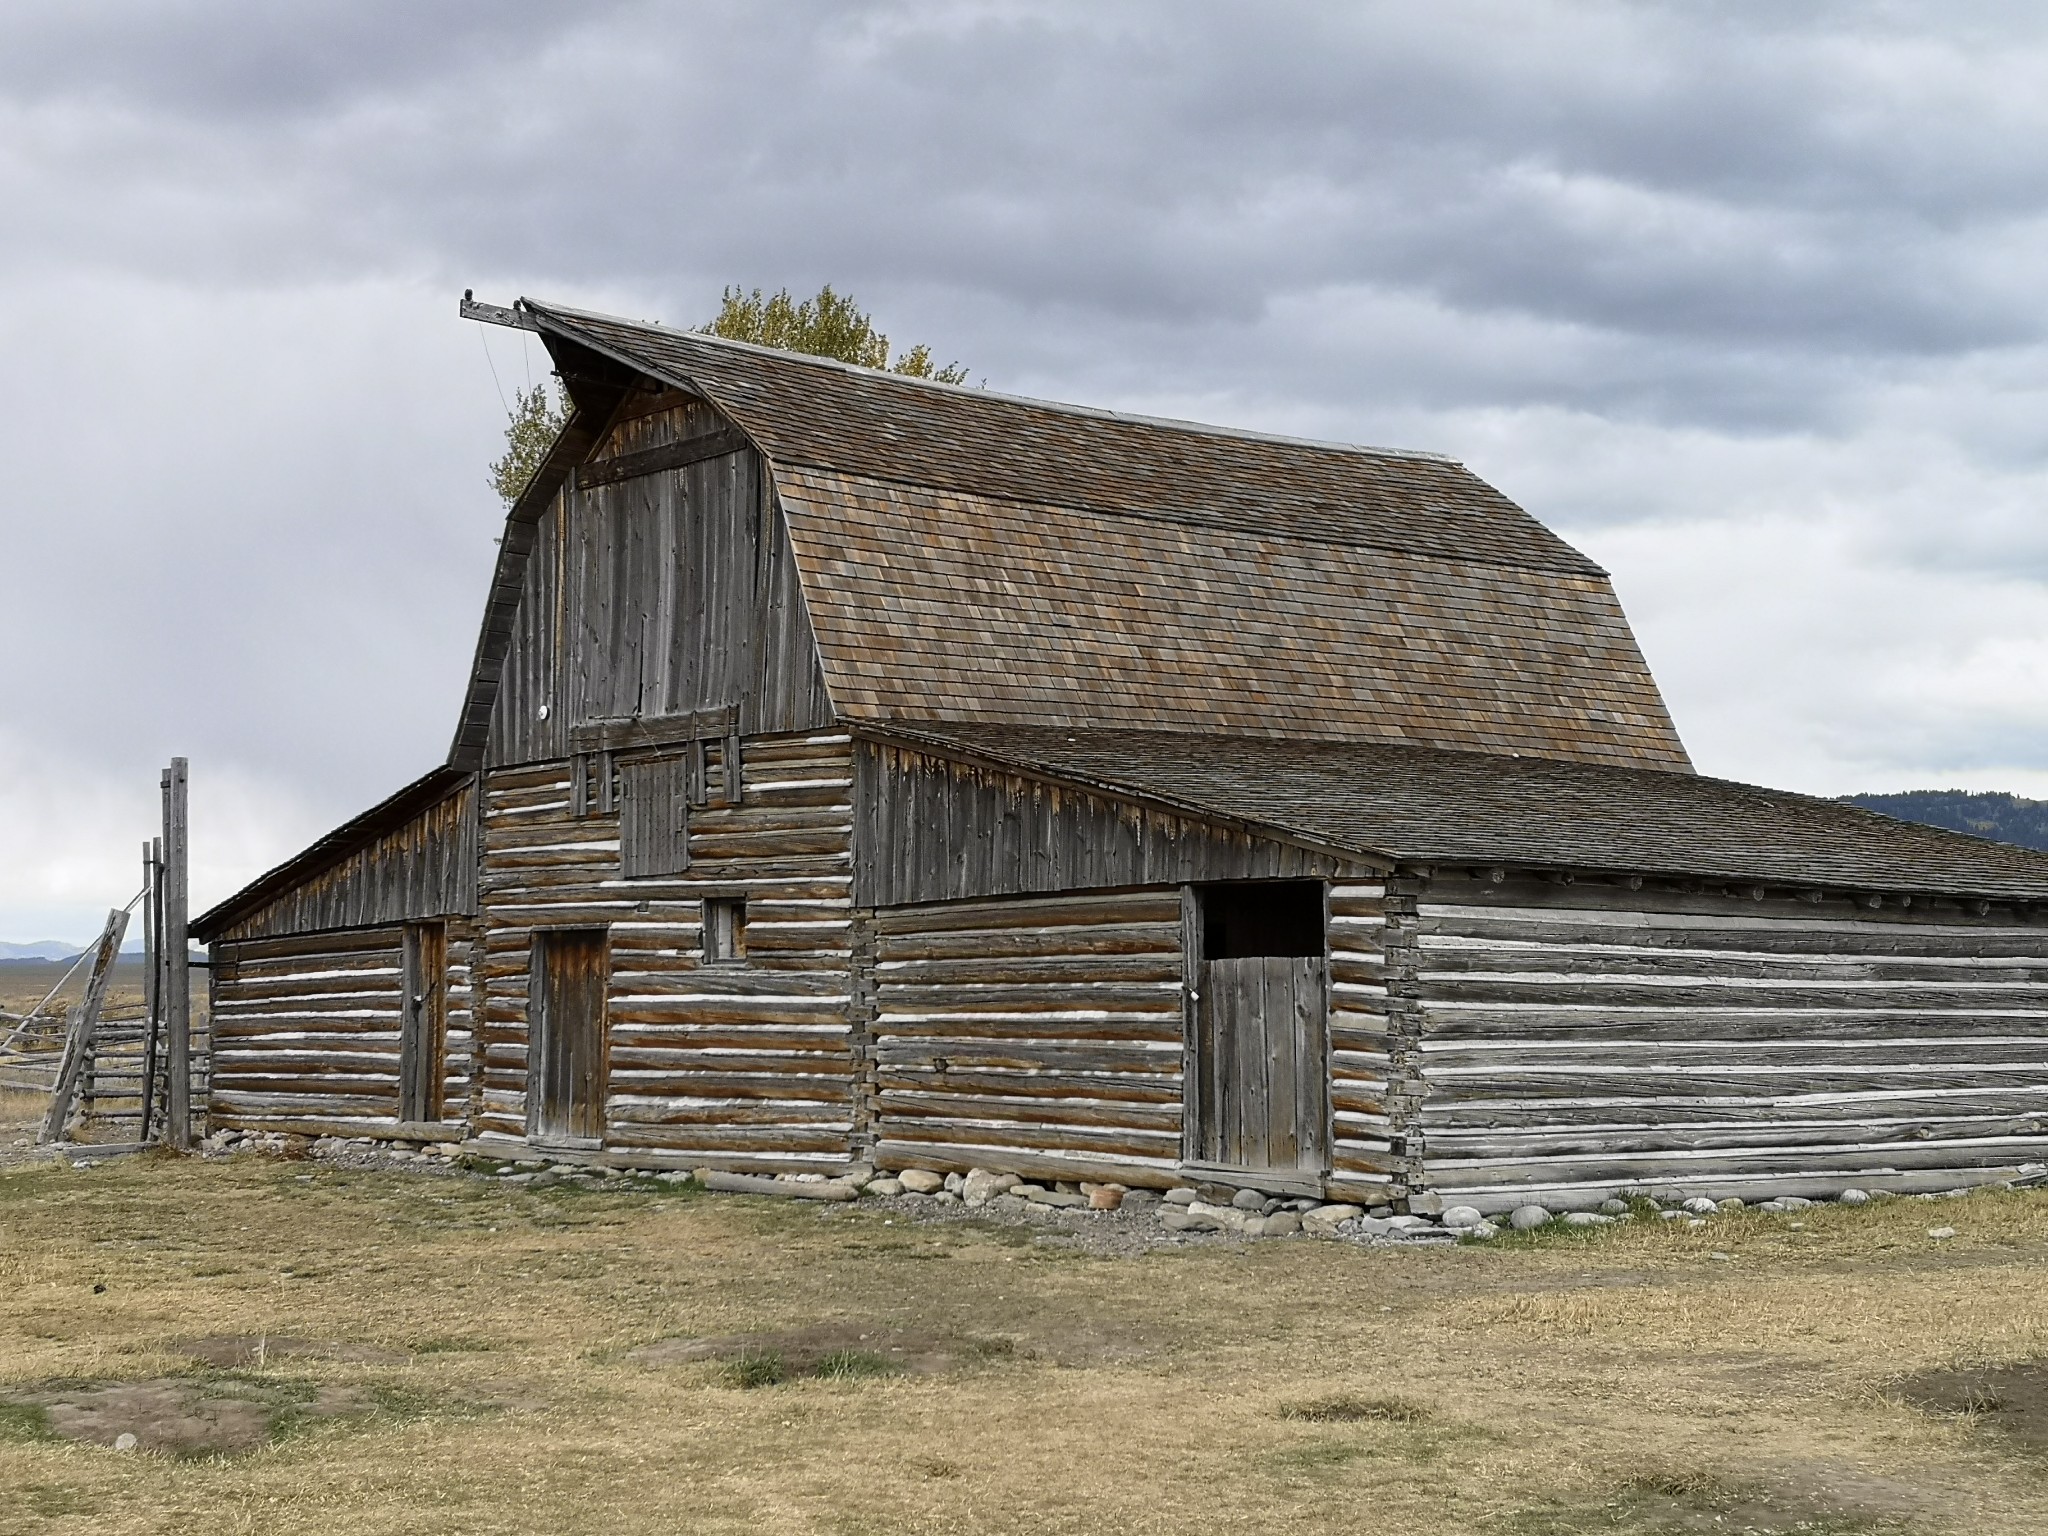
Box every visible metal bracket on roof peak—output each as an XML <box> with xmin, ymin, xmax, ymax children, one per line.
<box><xmin>460</xmin><ymin>290</ymin><xmax>539</xmax><ymax>330</ymax></box>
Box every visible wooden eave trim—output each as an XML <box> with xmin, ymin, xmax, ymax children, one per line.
<box><xmin>851</xmin><ymin>723</ymin><xmax>1393</xmax><ymax>875</ymax></box>
<box><xmin>190</xmin><ymin>767</ymin><xmax>473</xmax><ymax>942</ymax></box>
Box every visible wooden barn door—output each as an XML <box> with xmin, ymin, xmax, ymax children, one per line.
<box><xmin>1187</xmin><ymin>883</ymin><xmax>1330</xmax><ymax>1182</ymax></box>
<box><xmin>528</xmin><ymin>928</ymin><xmax>609</xmax><ymax>1145</ymax></box>
<box><xmin>399</xmin><ymin>921</ymin><xmax>447</xmax><ymax>1124</ymax></box>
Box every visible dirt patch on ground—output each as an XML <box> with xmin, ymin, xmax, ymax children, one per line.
<box><xmin>179</xmin><ymin>1335</ymin><xmax>412</xmax><ymax>1369</ymax></box>
<box><xmin>1894</xmin><ymin>1359</ymin><xmax>2048</xmax><ymax>1450</ymax></box>
<box><xmin>6</xmin><ymin>1377</ymin><xmax>374</xmax><ymax>1455</ymax></box>
<box><xmin>625</xmin><ymin>1322</ymin><xmax>1017</xmax><ymax>1378</ymax></box>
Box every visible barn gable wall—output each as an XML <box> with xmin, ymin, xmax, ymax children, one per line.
<box><xmin>484</xmin><ymin>395</ymin><xmax>834</xmax><ymax>769</ymax></box>
<box><xmin>1402</xmin><ymin>869</ymin><xmax>2048</xmax><ymax>1211</ymax></box>
<box><xmin>216</xmin><ymin>778</ymin><xmax>478</xmax><ymax>943</ymax></box>
<box><xmin>852</xmin><ymin>738</ymin><xmax>1375</xmax><ymax>908</ymax></box>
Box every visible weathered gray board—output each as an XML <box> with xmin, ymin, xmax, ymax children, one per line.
<box><xmin>216</xmin><ymin>779</ymin><xmax>479</xmax><ymax>942</ymax></box>
<box><xmin>853</xmin><ymin>739</ymin><xmax>1368</xmax><ymax>908</ymax></box>
<box><xmin>400</xmin><ymin>921</ymin><xmax>449</xmax><ymax>1124</ymax></box>
<box><xmin>528</xmin><ymin>927</ymin><xmax>609</xmax><ymax>1145</ymax></box>
<box><xmin>1399</xmin><ymin>869</ymin><xmax>2048</xmax><ymax>1210</ymax></box>
<box><xmin>483</xmin><ymin>399</ymin><xmax>833</xmax><ymax>771</ymax></box>
<box><xmin>1190</xmin><ymin>955</ymin><xmax>1329</xmax><ymax>1178</ymax></box>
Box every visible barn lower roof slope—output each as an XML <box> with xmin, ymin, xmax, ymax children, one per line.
<box><xmin>874</xmin><ymin>724</ymin><xmax>2048</xmax><ymax>901</ymax></box>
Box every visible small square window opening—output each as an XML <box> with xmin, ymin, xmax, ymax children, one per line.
<box><xmin>704</xmin><ymin>897</ymin><xmax>747</xmax><ymax>965</ymax></box>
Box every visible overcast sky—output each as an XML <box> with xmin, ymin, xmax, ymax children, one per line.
<box><xmin>5</xmin><ymin>1</ymin><xmax>2047</xmax><ymax>941</ymax></box>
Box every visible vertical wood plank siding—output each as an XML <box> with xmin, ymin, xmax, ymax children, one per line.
<box><xmin>870</xmin><ymin>889</ymin><xmax>1190</xmax><ymax>1185</ymax></box>
<box><xmin>217</xmin><ymin>780</ymin><xmax>478</xmax><ymax>941</ymax></box>
<box><xmin>476</xmin><ymin>732</ymin><xmax>857</xmax><ymax>1167</ymax></box>
<box><xmin>208</xmin><ymin>923</ymin><xmax>478</xmax><ymax>1135</ymax></box>
<box><xmin>1326</xmin><ymin>881</ymin><xmax>1397</xmax><ymax>1197</ymax></box>
<box><xmin>1411</xmin><ymin>872</ymin><xmax>2048</xmax><ymax>1210</ymax></box>
<box><xmin>853</xmin><ymin>740</ymin><xmax>1361</xmax><ymax>907</ymax></box>
<box><xmin>484</xmin><ymin>405</ymin><xmax>833</xmax><ymax>771</ymax></box>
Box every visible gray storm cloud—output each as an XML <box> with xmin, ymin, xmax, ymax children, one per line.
<box><xmin>3</xmin><ymin>0</ymin><xmax>2046</xmax><ymax>938</ymax></box>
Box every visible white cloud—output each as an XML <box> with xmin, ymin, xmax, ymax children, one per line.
<box><xmin>3</xmin><ymin>0</ymin><xmax>2047</xmax><ymax>936</ymax></box>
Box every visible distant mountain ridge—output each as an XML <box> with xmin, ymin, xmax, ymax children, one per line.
<box><xmin>1841</xmin><ymin>791</ymin><xmax>2048</xmax><ymax>853</ymax></box>
<box><xmin>0</xmin><ymin>940</ymin><xmax>91</xmax><ymax>961</ymax></box>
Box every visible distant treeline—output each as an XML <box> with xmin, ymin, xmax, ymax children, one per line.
<box><xmin>1842</xmin><ymin>791</ymin><xmax>2048</xmax><ymax>853</ymax></box>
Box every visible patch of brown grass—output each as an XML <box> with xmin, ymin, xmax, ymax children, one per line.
<box><xmin>0</xmin><ymin>1159</ymin><xmax>2045</xmax><ymax>1532</ymax></box>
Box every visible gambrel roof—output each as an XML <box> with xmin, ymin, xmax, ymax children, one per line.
<box><xmin>514</xmin><ymin>300</ymin><xmax>1693</xmax><ymax>773</ymax></box>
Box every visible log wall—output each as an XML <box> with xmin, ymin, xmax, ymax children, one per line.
<box><xmin>208</xmin><ymin>922</ymin><xmax>478</xmax><ymax>1136</ymax></box>
<box><xmin>1408</xmin><ymin>870</ymin><xmax>2048</xmax><ymax>1211</ymax></box>
<box><xmin>870</xmin><ymin>888</ymin><xmax>1190</xmax><ymax>1185</ymax></box>
<box><xmin>1326</xmin><ymin>880</ymin><xmax>1398</xmax><ymax>1201</ymax></box>
<box><xmin>474</xmin><ymin>731</ymin><xmax>857</xmax><ymax>1168</ymax></box>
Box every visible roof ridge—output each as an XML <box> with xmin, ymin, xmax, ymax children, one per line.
<box><xmin>522</xmin><ymin>298</ymin><xmax>1458</xmax><ymax>466</ymax></box>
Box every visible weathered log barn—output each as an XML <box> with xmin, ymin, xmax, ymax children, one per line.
<box><xmin>191</xmin><ymin>296</ymin><xmax>2048</xmax><ymax>1212</ymax></box>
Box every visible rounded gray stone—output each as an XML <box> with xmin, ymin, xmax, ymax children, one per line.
<box><xmin>1508</xmin><ymin>1205</ymin><xmax>1551</xmax><ymax>1231</ymax></box>
<box><xmin>1440</xmin><ymin>1205</ymin><xmax>1486</xmax><ymax>1229</ymax></box>
<box><xmin>1838</xmin><ymin>1188</ymin><xmax>1871</xmax><ymax>1206</ymax></box>
<box><xmin>1231</xmin><ymin>1187</ymin><xmax>1269</xmax><ymax>1211</ymax></box>
<box><xmin>1599</xmin><ymin>1198</ymin><xmax>1629</xmax><ymax>1215</ymax></box>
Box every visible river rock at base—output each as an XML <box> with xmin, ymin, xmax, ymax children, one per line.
<box><xmin>1303</xmin><ymin>1203</ymin><xmax>1363</xmax><ymax>1236</ymax></box>
<box><xmin>1163</xmin><ymin>1187</ymin><xmax>1198</xmax><ymax>1206</ymax></box>
<box><xmin>1231</xmin><ymin>1188</ymin><xmax>1269</xmax><ymax>1211</ymax></box>
<box><xmin>1440</xmin><ymin>1205</ymin><xmax>1485</xmax><ymax>1229</ymax></box>
<box><xmin>1024</xmin><ymin>1186</ymin><xmax>1089</xmax><ymax>1209</ymax></box>
<box><xmin>1509</xmin><ymin>1205</ymin><xmax>1552</xmax><ymax>1231</ymax></box>
<box><xmin>864</xmin><ymin>1178</ymin><xmax>904</xmax><ymax>1197</ymax></box>
<box><xmin>962</xmin><ymin>1169</ymin><xmax>1019</xmax><ymax>1207</ymax></box>
<box><xmin>1838</xmin><ymin>1189</ymin><xmax>1871</xmax><ymax>1206</ymax></box>
<box><xmin>897</xmin><ymin>1169</ymin><xmax>945</xmax><ymax>1195</ymax></box>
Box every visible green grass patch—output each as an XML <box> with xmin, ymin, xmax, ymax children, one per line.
<box><xmin>0</xmin><ymin>1400</ymin><xmax>56</xmax><ymax>1442</ymax></box>
<box><xmin>722</xmin><ymin>1351</ymin><xmax>788</xmax><ymax>1389</ymax></box>
<box><xmin>1278</xmin><ymin>1393</ymin><xmax>1428</xmax><ymax>1424</ymax></box>
<box><xmin>811</xmin><ymin>1349</ymin><xmax>900</xmax><ymax>1381</ymax></box>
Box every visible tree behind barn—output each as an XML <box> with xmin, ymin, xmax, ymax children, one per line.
<box><xmin>701</xmin><ymin>285</ymin><xmax>967</xmax><ymax>383</ymax></box>
<box><xmin>492</xmin><ymin>284</ymin><xmax>967</xmax><ymax>503</ymax></box>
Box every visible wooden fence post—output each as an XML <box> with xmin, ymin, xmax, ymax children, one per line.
<box><xmin>140</xmin><ymin>838</ymin><xmax>163</xmax><ymax>1143</ymax></box>
<box><xmin>164</xmin><ymin>760</ymin><xmax>192</xmax><ymax>1149</ymax></box>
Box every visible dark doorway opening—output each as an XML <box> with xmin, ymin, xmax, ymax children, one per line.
<box><xmin>1201</xmin><ymin>880</ymin><xmax>1326</xmax><ymax>959</ymax></box>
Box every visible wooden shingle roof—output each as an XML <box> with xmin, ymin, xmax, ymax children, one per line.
<box><xmin>523</xmin><ymin>301</ymin><xmax>1693</xmax><ymax>773</ymax></box>
<box><xmin>877</xmin><ymin>723</ymin><xmax>2048</xmax><ymax>901</ymax></box>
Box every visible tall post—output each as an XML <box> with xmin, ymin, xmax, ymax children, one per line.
<box><xmin>140</xmin><ymin>838</ymin><xmax>163</xmax><ymax>1143</ymax></box>
<box><xmin>163</xmin><ymin>760</ymin><xmax>192</xmax><ymax>1148</ymax></box>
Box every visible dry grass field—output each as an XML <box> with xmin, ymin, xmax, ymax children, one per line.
<box><xmin>4</xmin><ymin>1115</ymin><xmax>2048</xmax><ymax>1536</ymax></box>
